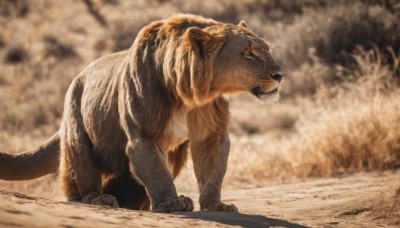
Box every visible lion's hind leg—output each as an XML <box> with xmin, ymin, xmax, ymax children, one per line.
<box><xmin>59</xmin><ymin>125</ymin><xmax>118</xmax><ymax>207</ymax></box>
<box><xmin>59</xmin><ymin>78</ymin><xmax>118</xmax><ymax>207</ymax></box>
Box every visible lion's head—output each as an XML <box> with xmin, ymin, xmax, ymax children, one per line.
<box><xmin>174</xmin><ymin>17</ymin><xmax>285</xmax><ymax>106</ymax></box>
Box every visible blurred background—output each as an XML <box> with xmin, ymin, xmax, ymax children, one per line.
<box><xmin>0</xmin><ymin>0</ymin><xmax>399</xmax><ymax>200</ymax></box>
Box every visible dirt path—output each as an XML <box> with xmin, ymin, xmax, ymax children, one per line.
<box><xmin>0</xmin><ymin>171</ymin><xmax>398</xmax><ymax>227</ymax></box>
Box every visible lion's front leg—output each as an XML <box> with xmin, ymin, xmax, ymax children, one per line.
<box><xmin>125</xmin><ymin>138</ymin><xmax>194</xmax><ymax>213</ymax></box>
<box><xmin>191</xmin><ymin>134</ymin><xmax>238</xmax><ymax>212</ymax></box>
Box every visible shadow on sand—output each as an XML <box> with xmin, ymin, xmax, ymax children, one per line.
<box><xmin>176</xmin><ymin>211</ymin><xmax>309</xmax><ymax>228</ymax></box>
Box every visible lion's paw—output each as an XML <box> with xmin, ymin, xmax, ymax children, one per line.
<box><xmin>203</xmin><ymin>202</ymin><xmax>238</xmax><ymax>213</ymax></box>
<box><xmin>153</xmin><ymin>195</ymin><xmax>194</xmax><ymax>213</ymax></box>
<box><xmin>82</xmin><ymin>192</ymin><xmax>119</xmax><ymax>207</ymax></box>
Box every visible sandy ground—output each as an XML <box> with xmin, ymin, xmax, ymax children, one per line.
<box><xmin>0</xmin><ymin>171</ymin><xmax>399</xmax><ymax>228</ymax></box>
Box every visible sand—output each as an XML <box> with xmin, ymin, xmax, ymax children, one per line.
<box><xmin>0</xmin><ymin>171</ymin><xmax>398</xmax><ymax>227</ymax></box>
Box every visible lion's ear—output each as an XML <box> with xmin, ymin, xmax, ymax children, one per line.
<box><xmin>238</xmin><ymin>20</ymin><xmax>248</xmax><ymax>28</ymax></box>
<box><xmin>186</xmin><ymin>27</ymin><xmax>225</xmax><ymax>57</ymax></box>
<box><xmin>180</xmin><ymin>27</ymin><xmax>225</xmax><ymax>106</ymax></box>
<box><xmin>186</xmin><ymin>27</ymin><xmax>211</xmax><ymax>56</ymax></box>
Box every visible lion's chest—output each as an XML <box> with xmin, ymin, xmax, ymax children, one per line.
<box><xmin>159</xmin><ymin>109</ymin><xmax>189</xmax><ymax>153</ymax></box>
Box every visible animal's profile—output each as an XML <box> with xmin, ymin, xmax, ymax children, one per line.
<box><xmin>0</xmin><ymin>14</ymin><xmax>285</xmax><ymax>213</ymax></box>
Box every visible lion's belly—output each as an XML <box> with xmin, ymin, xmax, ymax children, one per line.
<box><xmin>158</xmin><ymin>109</ymin><xmax>189</xmax><ymax>153</ymax></box>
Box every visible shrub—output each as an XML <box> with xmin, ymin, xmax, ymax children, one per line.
<box><xmin>43</xmin><ymin>36</ymin><xmax>78</xmax><ymax>60</ymax></box>
<box><xmin>4</xmin><ymin>44</ymin><xmax>28</xmax><ymax>64</ymax></box>
<box><xmin>0</xmin><ymin>0</ymin><xmax>30</xmax><ymax>17</ymax></box>
<box><xmin>276</xmin><ymin>3</ymin><xmax>400</xmax><ymax>69</ymax></box>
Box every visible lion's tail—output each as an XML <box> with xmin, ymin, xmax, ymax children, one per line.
<box><xmin>0</xmin><ymin>132</ymin><xmax>60</xmax><ymax>180</ymax></box>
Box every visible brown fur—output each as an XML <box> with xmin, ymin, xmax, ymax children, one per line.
<box><xmin>0</xmin><ymin>14</ymin><xmax>285</xmax><ymax>212</ymax></box>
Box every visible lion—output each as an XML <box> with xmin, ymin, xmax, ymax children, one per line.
<box><xmin>0</xmin><ymin>14</ymin><xmax>285</xmax><ymax>213</ymax></box>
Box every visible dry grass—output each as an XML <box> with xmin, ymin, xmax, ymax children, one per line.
<box><xmin>290</xmin><ymin>48</ymin><xmax>400</xmax><ymax>177</ymax></box>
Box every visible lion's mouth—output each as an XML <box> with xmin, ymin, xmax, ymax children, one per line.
<box><xmin>251</xmin><ymin>86</ymin><xmax>278</xmax><ymax>98</ymax></box>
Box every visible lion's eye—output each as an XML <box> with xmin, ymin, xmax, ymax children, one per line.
<box><xmin>243</xmin><ymin>50</ymin><xmax>256</xmax><ymax>60</ymax></box>
<box><xmin>244</xmin><ymin>54</ymin><xmax>255</xmax><ymax>60</ymax></box>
